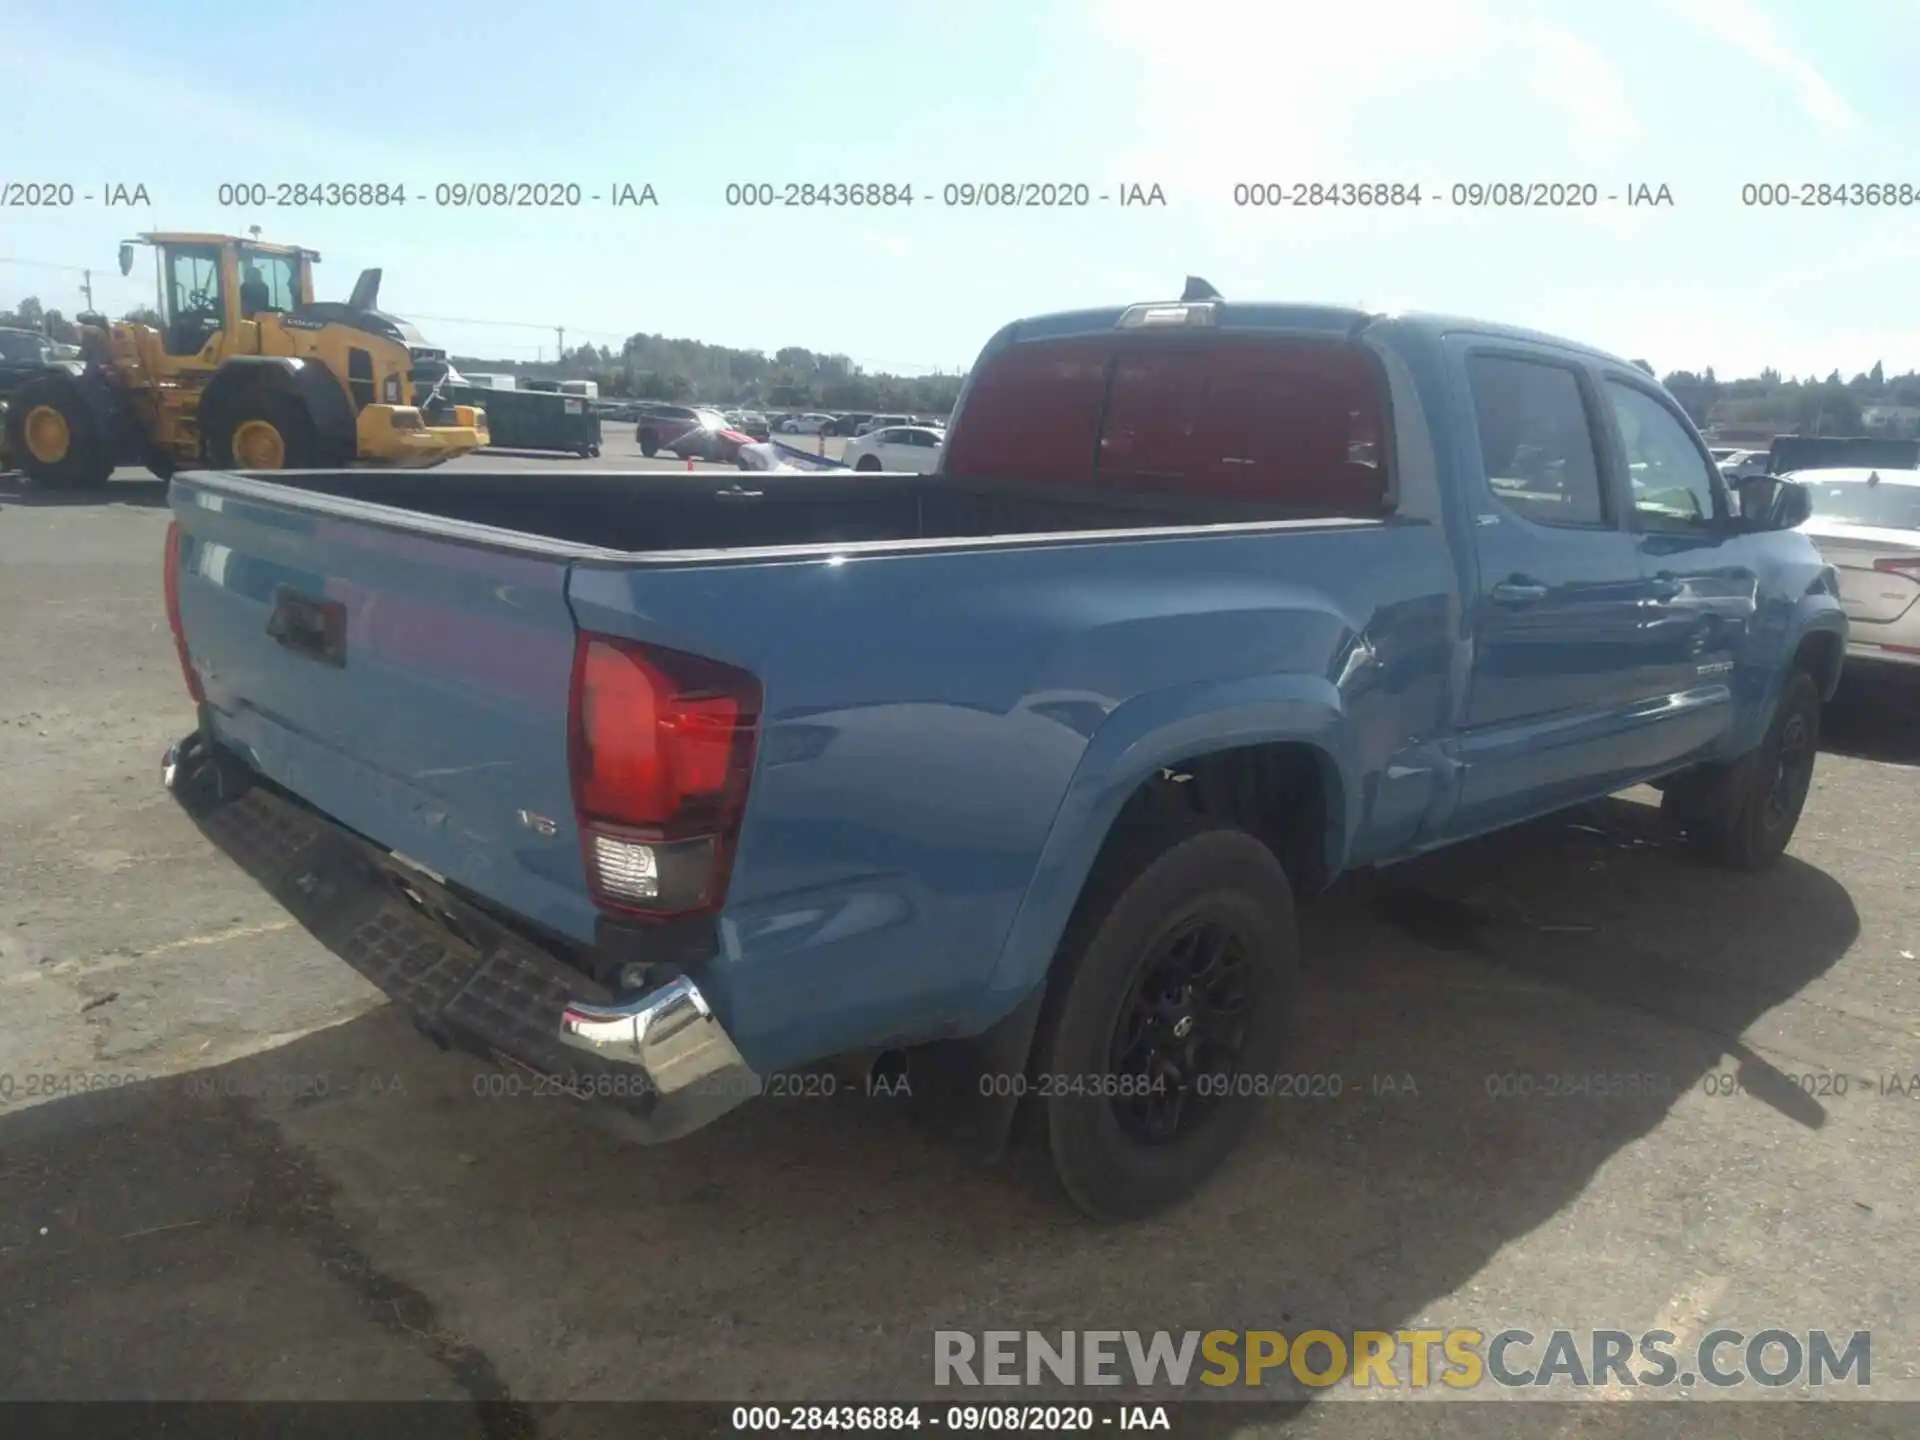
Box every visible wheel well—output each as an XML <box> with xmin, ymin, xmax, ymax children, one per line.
<box><xmin>1795</xmin><ymin>629</ymin><xmax>1844</xmax><ymax>700</ymax></box>
<box><xmin>202</xmin><ymin>360</ymin><xmax>353</xmax><ymax>464</ymax></box>
<box><xmin>1084</xmin><ymin>742</ymin><xmax>1336</xmax><ymax>902</ymax></box>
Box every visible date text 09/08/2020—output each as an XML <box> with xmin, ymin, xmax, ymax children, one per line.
<box><xmin>729</xmin><ymin>1404</ymin><xmax>1168</xmax><ymax>1433</ymax></box>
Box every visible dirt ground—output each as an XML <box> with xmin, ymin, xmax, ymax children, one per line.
<box><xmin>3</xmin><ymin>465</ymin><xmax>1919</xmax><ymax>1438</ymax></box>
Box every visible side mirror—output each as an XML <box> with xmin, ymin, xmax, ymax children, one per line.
<box><xmin>118</xmin><ymin>243</ymin><xmax>135</xmax><ymax>277</ymax></box>
<box><xmin>1737</xmin><ymin>474</ymin><xmax>1812</xmax><ymax>531</ymax></box>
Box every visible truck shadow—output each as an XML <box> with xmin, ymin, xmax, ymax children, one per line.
<box><xmin>0</xmin><ymin>473</ymin><xmax>171</xmax><ymax>509</ymax></box>
<box><xmin>0</xmin><ymin>796</ymin><xmax>1859</xmax><ymax>1416</ymax></box>
<box><xmin>1822</xmin><ymin>666</ymin><xmax>1920</xmax><ymax>767</ymax></box>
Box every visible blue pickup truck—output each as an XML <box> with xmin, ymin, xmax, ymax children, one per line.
<box><xmin>161</xmin><ymin>287</ymin><xmax>1845</xmax><ymax>1220</ymax></box>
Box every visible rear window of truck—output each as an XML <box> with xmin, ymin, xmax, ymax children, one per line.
<box><xmin>944</xmin><ymin>332</ymin><xmax>1390</xmax><ymax>515</ymax></box>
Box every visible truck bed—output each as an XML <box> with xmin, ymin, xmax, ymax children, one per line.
<box><xmin>221</xmin><ymin>467</ymin><xmax>1386</xmax><ymax>555</ymax></box>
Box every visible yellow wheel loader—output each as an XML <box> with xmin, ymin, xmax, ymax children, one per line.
<box><xmin>2</xmin><ymin>233</ymin><xmax>487</xmax><ymax>488</ymax></box>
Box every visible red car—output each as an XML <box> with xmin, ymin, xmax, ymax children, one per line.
<box><xmin>634</xmin><ymin>403</ymin><xmax>752</xmax><ymax>463</ymax></box>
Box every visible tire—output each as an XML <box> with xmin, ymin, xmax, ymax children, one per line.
<box><xmin>207</xmin><ymin>388</ymin><xmax>316</xmax><ymax>470</ymax></box>
<box><xmin>638</xmin><ymin>428</ymin><xmax>660</xmax><ymax>457</ymax></box>
<box><xmin>1028</xmin><ymin>825</ymin><xmax>1298</xmax><ymax>1221</ymax></box>
<box><xmin>855</xmin><ymin>455</ymin><xmax>882</xmax><ymax>472</ymax></box>
<box><xmin>1665</xmin><ymin>670</ymin><xmax>1821</xmax><ymax>871</ymax></box>
<box><xmin>5</xmin><ymin>373</ymin><xmax>114</xmax><ymax>489</ymax></box>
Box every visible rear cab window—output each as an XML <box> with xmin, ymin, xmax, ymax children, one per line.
<box><xmin>942</xmin><ymin>330</ymin><xmax>1393</xmax><ymax>516</ymax></box>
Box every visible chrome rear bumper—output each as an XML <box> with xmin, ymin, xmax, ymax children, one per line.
<box><xmin>559</xmin><ymin>975</ymin><xmax>759</xmax><ymax>1134</ymax></box>
<box><xmin>163</xmin><ymin>730</ymin><xmax>758</xmax><ymax>1143</ymax></box>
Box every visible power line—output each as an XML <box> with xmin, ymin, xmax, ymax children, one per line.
<box><xmin>411</xmin><ymin>313</ymin><xmax>627</xmax><ymax>340</ymax></box>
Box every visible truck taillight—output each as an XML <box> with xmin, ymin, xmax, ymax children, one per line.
<box><xmin>163</xmin><ymin>521</ymin><xmax>206</xmax><ymax>703</ymax></box>
<box><xmin>567</xmin><ymin>633</ymin><xmax>761</xmax><ymax>918</ymax></box>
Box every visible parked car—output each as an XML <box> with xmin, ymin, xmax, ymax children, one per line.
<box><xmin>159</xmin><ymin>286</ymin><xmax>1842</xmax><ymax>1222</ymax></box>
<box><xmin>634</xmin><ymin>403</ymin><xmax>751</xmax><ymax>463</ymax></box>
<box><xmin>0</xmin><ymin>326</ymin><xmax>54</xmax><ymax>389</ymax></box>
<box><xmin>728</xmin><ymin>410</ymin><xmax>772</xmax><ymax>441</ymax></box>
<box><xmin>856</xmin><ymin>413</ymin><xmax>913</xmax><ymax>436</ymax></box>
<box><xmin>1717</xmin><ymin>449</ymin><xmax>1770</xmax><ymax>480</ymax></box>
<box><xmin>1795</xmin><ymin>466</ymin><xmax>1920</xmax><ymax>673</ymax></box>
<box><xmin>1768</xmin><ymin>435</ymin><xmax>1920</xmax><ymax>475</ymax></box>
<box><xmin>843</xmin><ymin>424</ymin><xmax>945</xmax><ymax>473</ymax></box>
<box><xmin>779</xmin><ymin>412</ymin><xmax>835</xmax><ymax>435</ymax></box>
<box><xmin>828</xmin><ymin>413</ymin><xmax>873</xmax><ymax>437</ymax></box>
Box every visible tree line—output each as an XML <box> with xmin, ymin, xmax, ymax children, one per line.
<box><xmin>455</xmin><ymin>334</ymin><xmax>969</xmax><ymax>415</ymax></box>
<box><xmin>3</xmin><ymin>292</ymin><xmax>1917</xmax><ymax>434</ymax></box>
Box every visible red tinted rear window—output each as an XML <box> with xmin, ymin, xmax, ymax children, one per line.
<box><xmin>942</xmin><ymin>336</ymin><xmax>1114</xmax><ymax>483</ymax></box>
<box><xmin>947</xmin><ymin>330</ymin><xmax>1389</xmax><ymax>515</ymax></box>
<box><xmin>1100</xmin><ymin>337</ymin><xmax>1388</xmax><ymax>511</ymax></box>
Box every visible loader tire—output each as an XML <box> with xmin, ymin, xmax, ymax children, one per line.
<box><xmin>5</xmin><ymin>373</ymin><xmax>115</xmax><ymax>489</ymax></box>
<box><xmin>208</xmin><ymin>389</ymin><xmax>317</xmax><ymax>471</ymax></box>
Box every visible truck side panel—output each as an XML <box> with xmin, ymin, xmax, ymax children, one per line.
<box><xmin>566</xmin><ymin>520</ymin><xmax>1457</xmax><ymax>1073</ymax></box>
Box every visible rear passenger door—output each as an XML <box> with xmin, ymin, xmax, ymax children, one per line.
<box><xmin>1446</xmin><ymin>344</ymin><xmax>1650</xmax><ymax>836</ymax></box>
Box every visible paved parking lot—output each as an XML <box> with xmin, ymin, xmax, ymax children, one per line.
<box><xmin>2</xmin><ymin>468</ymin><xmax>1918</xmax><ymax>1435</ymax></box>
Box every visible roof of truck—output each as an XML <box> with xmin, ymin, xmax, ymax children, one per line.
<box><xmin>994</xmin><ymin>301</ymin><xmax>1636</xmax><ymax>371</ymax></box>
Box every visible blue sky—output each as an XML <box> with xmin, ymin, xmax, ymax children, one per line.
<box><xmin>3</xmin><ymin>0</ymin><xmax>1916</xmax><ymax>379</ymax></box>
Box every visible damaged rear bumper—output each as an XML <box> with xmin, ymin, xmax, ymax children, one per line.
<box><xmin>162</xmin><ymin>729</ymin><xmax>758</xmax><ymax>1142</ymax></box>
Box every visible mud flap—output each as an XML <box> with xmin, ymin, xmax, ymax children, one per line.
<box><xmin>900</xmin><ymin>984</ymin><xmax>1047</xmax><ymax>1164</ymax></box>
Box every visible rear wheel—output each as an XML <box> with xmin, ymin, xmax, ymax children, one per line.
<box><xmin>855</xmin><ymin>454</ymin><xmax>882</xmax><ymax>472</ymax></box>
<box><xmin>5</xmin><ymin>374</ymin><xmax>114</xmax><ymax>489</ymax></box>
<box><xmin>209</xmin><ymin>389</ymin><xmax>316</xmax><ymax>470</ymax></box>
<box><xmin>638</xmin><ymin>428</ymin><xmax>660</xmax><ymax>457</ymax></box>
<box><xmin>1029</xmin><ymin>826</ymin><xmax>1297</xmax><ymax>1221</ymax></box>
<box><xmin>1663</xmin><ymin>670</ymin><xmax>1821</xmax><ymax>870</ymax></box>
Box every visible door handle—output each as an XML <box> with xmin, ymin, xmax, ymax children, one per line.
<box><xmin>1491</xmin><ymin>577</ymin><xmax>1549</xmax><ymax>604</ymax></box>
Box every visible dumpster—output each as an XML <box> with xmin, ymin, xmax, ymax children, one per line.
<box><xmin>449</xmin><ymin>383</ymin><xmax>601</xmax><ymax>456</ymax></box>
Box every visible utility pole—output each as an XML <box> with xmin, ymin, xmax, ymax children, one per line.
<box><xmin>81</xmin><ymin>269</ymin><xmax>94</xmax><ymax>310</ymax></box>
<box><xmin>555</xmin><ymin>325</ymin><xmax>565</xmax><ymax>365</ymax></box>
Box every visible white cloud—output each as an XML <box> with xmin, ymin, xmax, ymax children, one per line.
<box><xmin>1086</xmin><ymin>0</ymin><xmax>1650</xmax><ymax>266</ymax></box>
<box><xmin>853</xmin><ymin>229</ymin><xmax>913</xmax><ymax>258</ymax></box>
<box><xmin>1658</xmin><ymin>0</ymin><xmax>1859</xmax><ymax>134</ymax></box>
<box><xmin>1513</xmin><ymin>17</ymin><xmax>1646</xmax><ymax>167</ymax></box>
<box><xmin>1088</xmin><ymin>0</ymin><xmax>1643</xmax><ymax>189</ymax></box>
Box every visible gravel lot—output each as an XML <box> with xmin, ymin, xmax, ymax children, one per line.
<box><xmin>2</xmin><ymin>461</ymin><xmax>1918</xmax><ymax>1437</ymax></box>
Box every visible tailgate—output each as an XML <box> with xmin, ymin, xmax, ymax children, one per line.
<box><xmin>1806</xmin><ymin>523</ymin><xmax>1920</xmax><ymax>626</ymax></box>
<box><xmin>169</xmin><ymin>473</ymin><xmax>603</xmax><ymax>943</ymax></box>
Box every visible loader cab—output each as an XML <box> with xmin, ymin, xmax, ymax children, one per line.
<box><xmin>158</xmin><ymin>241</ymin><xmax>229</xmax><ymax>359</ymax></box>
<box><xmin>236</xmin><ymin>244</ymin><xmax>304</xmax><ymax>319</ymax></box>
<box><xmin>139</xmin><ymin>235</ymin><xmax>318</xmax><ymax>361</ymax></box>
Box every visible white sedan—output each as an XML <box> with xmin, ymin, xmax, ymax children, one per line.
<box><xmin>842</xmin><ymin>424</ymin><xmax>945</xmax><ymax>473</ymax></box>
<box><xmin>780</xmin><ymin>413</ymin><xmax>836</xmax><ymax>435</ymax></box>
<box><xmin>1794</xmin><ymin>466</ymin><xmax>1920</xmax><ymax>671</ymax></box>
